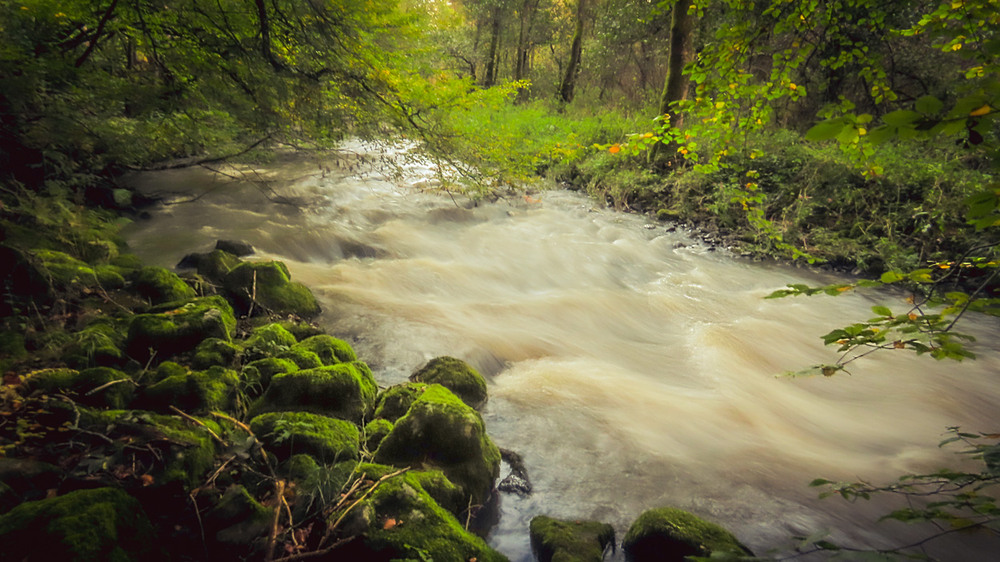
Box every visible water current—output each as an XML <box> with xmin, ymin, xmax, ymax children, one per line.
<box><xmin>122</xmin><ymin>141</ymin><xmax>999</xmax><ymax>560</ymax></box>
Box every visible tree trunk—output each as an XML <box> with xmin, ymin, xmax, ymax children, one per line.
<box><xmin>558</xmin><ymin>0</ymin><xmax>587</xmax><ymax>103</ymax></box>
<box><xmin>482</xmin><ymin>8</ymin><xmax>502</xmax><ymax>87</ymax></box>
<box><xmin>649</xmin><ymin>0</ymin><xmax>693</xmax><ymax>165</ymax></box>
<box><xmin>254</xmin><ymin>0</ymin><xmax>282</xmax><ymax>70</ymax></box>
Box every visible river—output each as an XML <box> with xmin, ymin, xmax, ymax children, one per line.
<box><xmin>122</xmin><ymin>141</ymin><xmax>999</xmax><ymax>560</ymax></box>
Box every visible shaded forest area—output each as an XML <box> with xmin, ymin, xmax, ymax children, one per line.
<box><xmin>0</xmin><ymin>0</ymin><xmax>999</xmax><ymax>559</ymax></box>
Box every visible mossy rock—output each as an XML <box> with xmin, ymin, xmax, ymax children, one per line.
<box><xmin>350</xmin><ymin>463</ymin><xmax>507</xmax><ymax>562</ymax></box>
<box><xmin>252</xmin><ymin>362</ymin><xmax>377</xmax><ymax>423</ymax></box>
<box><xmin>177</xmin><ymin>249</ymin><xmax>242</xmax><ymax>283</ymax></box>
<box><xmin>125</xmin><ymin>296</ymin><xmax>236</xmax><ymax>362</ymax></box>
<box><xmin>241</xmin><ymin>357</ymin><xmax>299</xmax><ymax>393</ymax></box>
<box><xmin>529</xmin><ymin>515</ymin><xmax>616</xmax><ymax>562</ymax></box>
<box><xmin>410</xmin><ymin>356</ymin><xmax>488</xmax><ymax>410</ymax></box>
<box><xmin>0</xmin><ymin>458</ymin><xmax>63</xmax><ymax>505</ymax></box>
<box><xmin>223</xmin><ymin>261</ymin><xmax>321</xmax><ymax>318</ymax></box>
<box><xmin>374</xmin><ymin>383</ymin><xmax>427</xmax><ymax>422</ymax></box>
<box><xmin>250</xmin><ymin>411</ymin><xmax>360</xmax><ymax>463</ymax></box>
<box><xmin>374</xmin><ymin>384</ymin><xmax>501</xmax><ymax>504</ymax></box>
<box><xmin>110</xmin><ymin>253</ymin><xmax>144</xmax><ymax>271</ymax></box>
<box><xmin>141</xmin><ymin>366</ymin><xmax>239</xmax><ymax>414</ymax></box>
<box><xmin>151</xmin><ymin>361</ymin><xmax>187</xmax><ymax>384</ymax></box>
<box><xmin>204</xmin><ymin>485</ymin><xmax>271</xmax><ymax>553</ymax></box>
<box><xmin>192</xmin><ymin>337</ymin><xmax>242</xmax><ymax>369</ymax></box>
<box><xmin>363</xmin><ymin>418</ymin><xmax>394</xmax><ymax>452</ymax></box>
<box><xmin>32</xmin><ymin>249</ymin><xmax>125</xmax><ymax>291</ymax></box>
<box><xmin>63</xmin><ymin>318</ymin><xmax>126</xmax><ymax>368</ymax></box>
<box><xmin>242</xmin><ymin>323</ymin><xmax>298</xmax><ymax>361</ymax></box>
<box><xmin>0</xmin><ymin>487</ymin><xmax>163</xmax><ymax>562</ymax></box>
<box><xmin>83</xmin><ymin>410</ymin><xmax>223</xmax><ymax>488</ymax></box>
<box><xmin>291</xmin><ymin>334</ymin><xmax>357</xmax><ymax>366</ymax></box>
<box><xmin>276</xmin><ymin>347</ymin><xmax>324</xmax><ymax>369</ymax></box>
<box><xmin>273</xmin><ymin>320</ymin><xmax>323</xmax><ymax>341</ymax></box>
<box><xmin>131</xmin><ymin>266</ymin><xmax>196</xmax><ymax>304</ymax></box>
<box><xmin>622</xmin><ymin>507</ymin><xmax>753</xmax><ymax>562</ymax></box>
<box><xmin>410</xmin><ymin>469</ymin><xmax>466</xmax><ymax>518</ymax></box>
<box><xmin>279</xmin><ymin>456</ymin><xmax>357</xmax><ymax>520</ymax></box>
<box><xmin>24</xmin><ymin>367</ymin><xmax>133</xmax><ymax>409</ymax></box>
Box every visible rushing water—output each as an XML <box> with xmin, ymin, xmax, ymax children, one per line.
<box><xmin>123</xmin><ymin>142</ymin><xmax>999</xmax><ymax>560</ymax></box>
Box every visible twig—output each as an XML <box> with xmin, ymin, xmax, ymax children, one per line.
<box><xmin>265</xmin><ymin>479</ymin><xmax>287</xmax><ymax>562</ymax></box>
<box><xmin>169</xmin><ymin>406</ymin><xmax>226</xmax><ymax>445</ymax></box>
<box><xmin>85</xmin><ymin>378</ymin><xmax>137</xmax><ymax>396</ymax></box>
<box><xmin>210</xmin><ymin>411</ymin><xmax>254</xmax><ymax>435</ymax></box>
<box><xmin>320</xmin><ymin>467</ymin><xmax>410</xmax><ymax>548</ymax></box>
<box><xmin>270</xmin><ymin>537</ymin><xmax>352</xmax><ymax>562</ymax></box>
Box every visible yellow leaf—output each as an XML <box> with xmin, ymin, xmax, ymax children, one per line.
<box><xmin>907</xmin><ymin>312</ymin><xmax>918</xmax><ymax>321</ymax></box>
<box><xmin>970</xmin><ymin>104</ymin><xmax>991</xmax><ymax>117</ymax></box>
<box><xmin>608</xmin><ymin>144</ymin><xmax>621</xmax><ymax>154</ymax></box>
<box><xmin>789</xmin><ymin>83</ymin><xmax>798</xmax><ymax>90</ymax></box>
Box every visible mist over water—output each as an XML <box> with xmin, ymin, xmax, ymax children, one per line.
<box><xmin>124</xmin><ymin>143</ymin><xmax>999</xmax><ymax>560</ymax></box>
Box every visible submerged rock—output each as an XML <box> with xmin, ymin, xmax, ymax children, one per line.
<box><xmin>529</xmin><ymin>515</ymin><xmax>615</xmax><ymax>562</ymax></box>
<box><xmin>0</xmin><ymin>487</ymin><xmax>163</xmax><ymax>562</ymax></box>
<box><xmin>622</xmin><ymin>507</ymin><xmax>753</xmax><ymax>561</ymax></box>
<box><xmin>374</xmin><ymin>384</ymin><xmax>500</xmax><ymax>504</ymax></box>
<box><xmin>215</xmin><ymin>239</ymin><xmax>255</xmax><ymax>257</ymax></box>
<box><xmin>410</xmin><ymin>356</ymin><xmax>488</xmax><ymax>410</ymax></box>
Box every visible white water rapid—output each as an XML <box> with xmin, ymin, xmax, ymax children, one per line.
<box><xmin>122</xmin><ymin>142</ymin><xmax>999</xmax><ymax>561</ymax></box>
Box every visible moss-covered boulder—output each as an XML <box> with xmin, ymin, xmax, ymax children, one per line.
<box><xmin>82</xmin><ymin>410</ymin><xmax>223</xmax><ymax>488</ymax></box>
<box><xmin>352</xmin><ymin>463</ymin><xmax>508</xmax><ymax>562</ymax></box>
<box><xmin>125</xmin><ymin>296</ymin><xmax>236</xmax><ymax>362</ymax></box>
<box><xmin>374</xmin><ymin>383</ymin><xmax>427</xmax><ymax>422</ymax></box>
<box><xmin>276</xmin><ymin>347</ymin><xmax>324</xmax><ymax>369</ymax></box>
<box><xmin>64</xmin><ymin>318</ymin><xmax>126</xmax><ymax>368</ymax></box>
<box><xmin>0</xmin><ymin>487</ymin><xmax>162</xmax><ymax>562</ymax></box>
<box><xmin>374</xmin><ymin>384</ymin><xmax>500</xmax><ymax>504</ymax></box>
<box><xmin>622</xmin><ymin>507</ymin><xmax>753</xmax><ymax>561</ymax></box>
<box><xmin>243</xmin><ymin>323</ymin><xmax>298</xmax><ymax>361</ymax></box>
<box><xmin>0</xmin><ymin>458</ymin><xmax>63</xmax><ymax>505</ymax></box>
<box><xmin>192</xmin><ymin>337</ymin><xmax>242</xmax><ymax>369</ymax></box>
<box><xmin>131</xmin><ymin>266</ymin><xmax>197</xmax><ymax>304</ymax></box>
<box><xmin>223</xmin><ymin>261</ymin><xmax>320</xmax><ymax>318</ymax></box>
<box><xmin>529</xmin><ymin>515</ymin><xmax>616</xmax><ymax>562</ymax></box>
<box><xmin>24</xmin><ymin>367</ymin><xmax>133</xmax><ymax>409</ymax></box>
<box><xmin>204</xmin><ymin>485</ymin><xmax>271</xmax><ymax>552</ymax></box>
<box><xmin>241</xmin><ymin>357</ymin><xmax>299</xmax><ymax>393</ymax></box>
<box><xmin>252</xmin><ymin>362</ymin><xmax>377</xmax><ymax>423</ymax></box>
<box><xmin>250</xmin><ymin>411</ymin><xmax>360</xmax><ymax>463</ymax></box>
<box><xmin>291</xmin><ymin>334</ymin><xmax>357</xmax><ymax>366</ymax></box>
<box><xmin>141</xmin><ymin>366</ymin><xmax>239</xmax><ymax>414</ymax></box>
<box><xmin>363</xmin><ymin>418</ymin><xmax>394</xmax><ymax>452</ymax></box>
<box><xmin>151</xmin><ymin>361</ymin><xmax>187</xmax><ymax>383</ymax></box>
<box><xmin>32</xmin><ymin>249</ymin><xmax>125</xmax><ymax>290</ymax></box>
<box><xmin>177</xmin><ymin>249</ymin><xmax>242</xmax><ymax>283</ymax></box>
<box><xmin>410</xmin><ymin>356</ymin><xmax>488</xmax><ymax>410</ymax></box>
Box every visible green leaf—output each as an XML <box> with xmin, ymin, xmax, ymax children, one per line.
<box><xmin>805</xmin><ymin>118</ymin><xmax>849</xmax><ymax>141</ymax></box>
<box><xmin>871</xmin><ymin>305</ymin><xmax>893</xmax><ymax>317</ymax></box>
<box><xmin>915</xmin><ymin>95</ymin><xmax>943</xmax><ymax>115</ymax></box>
<box><xmin>879</xmin><ymin>271</ymin><xmax>903</xmax><ymax>283</ymax></box>
<box><xmin>882</xmin><ymin>110</ymin><xmax>921</xmax><ymax>127</ymax></box>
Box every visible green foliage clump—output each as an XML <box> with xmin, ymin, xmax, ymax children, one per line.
<box><xmin>529</xmin><ymin>515</ymin><xmax>615</xmax><ymax>562</ymax></box>
<box><xmin>0</xmin><ymin>487</ymin><xmax>163</xmax><ymax>562</ymax></box>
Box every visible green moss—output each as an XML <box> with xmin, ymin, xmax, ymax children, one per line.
<box><xmin>410</xmin><ymin>469</ymin><xmax>466</xmax><ymax>518</ymax></box>
<box><xmin>363</xmin><ymin>418</ymin><xmax>394</xmax><ymax>452</ymax></box>
<box><xmin>291</xmin><ymin>334</ymin><xmax>357</xmax><ymax>365</ymax></box>
<box><xmin>410</xmin><ymin>356</ymin><xmax>488</xmax><ymax>409</ymax></box>
<box><xmin>243</xmin><ymin>323</ymin><xmax>298</xmax><ymax>360</ymax></box>
<box><xmin>241</xmin><ymin>357</ymin><xmax>298</xmax><ymax>391</ymax></box>
<box><xmin>189</xmin><ymin>250</ymin><xmax>243</xmax><ymax>282</ymax></box>
<box><xmin>131</xmin><ymin>266</ymin><xmax>197</xmax><ymax>304</ymax></box>
<box><xmin>24</xmin><ymin>366</ymin><xmax>134</xmax><ymax>408</ymax></box>
<box><xmin>142</xmin><ymin>366</ymin><xmax>239</xmax><ymax>414</ymax></box>
<box><xmin>253</xmin><ymin>362</ymin><xmax>377</xmax><ymax>423</ymax></box>
<box><xmin>622</xmin><ymin>507</ymin><xmax>753</xmax><ymax>561</ymax></box>
<box><xmin>204</xmin><ymin>485</ymin><xmax>271</xmax><ymax>550</ymax></box>
<box><xmin>110</xmin><ymin>253</ymin><xmax>143</xmax><ymax>271</ymax></box>
<box><xmin>94</xmin><ymin>265</ymin><xmax>127</xmax><ymax>289</ymax></box>
<box><xmin>374</xmin><ymin>383</ymin><xmax>427</xmax><ymax>422</ymax></box>
<box><xmin>125</xmin><ymin>296</ymin><xmax>235</xmax><ymax>362</ymax></box>
<box><xmin>0</xmin><ymin>487</ymin><xmax>162</xmax><ymax>562</ymax></box>
<box><xmin>276</xmin><ymin>348</ymin><xmax>324</xmax><ymax>369</ymax></box>
<box><xmin>192</xmin><ymin>337</ymin><xmax>242</xmax><ymax>369</ymax></box>
<box><xmin>250</xmin><ymin>411</ymin><xmax>360</xmax><ymax>463</ymax></box>
<box><xmin>32</xmin><ymin>249</ymin><xmax>108</xmax><ymax>291</ymax></box>
<box><xmin>355</xmin><ymin>463</ymin><xmax>507</xmax><ymax>562</ymax></box>
<box><xmin>64</xmin><ymin>318</ymin><xmax>125</xmax><ymax>368</ymax></box>
<box><xmin>223</xmin><ymin>261</ymin><xmax>320</xmax><ymax>318</ymax></box>
<box><xmin>529</xmin><ymin>515</ymin><xmax>615</xmax><ymax>562</ymax></box>
<box><xmin>272</xmin><ymin>320</ymin><xmax>323</xmax><ymax>341</ymax></box>
<box><xmin>85</xmin><ymin>410</ymin><xmax>222</xmax><ymax>488</ymax></box>
<box><xmin>374</xmin><ymin>384</ymin><xmax>500</xmax><ymax>504</ymax></box>
<box><xmin>152</xmin><ymin>361</ymin><xmax>187</xmax><ymax>383</ymax></box>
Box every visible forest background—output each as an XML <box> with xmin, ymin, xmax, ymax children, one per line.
<box><xmin>1</xmin><ymin>0</ymin><xmax>999</xmax><ymax>556</ymax></box>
